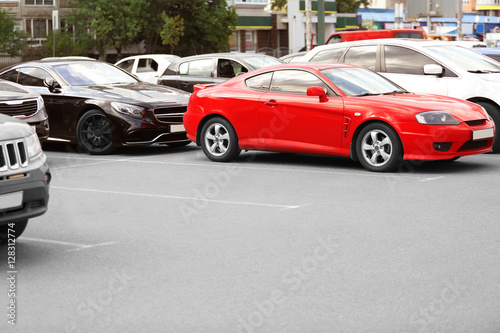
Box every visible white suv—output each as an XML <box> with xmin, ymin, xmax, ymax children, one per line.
<box><xmin>301</xmin><ymin>39</ymin><xmax>500</xmax><ymax>152</ymax></box>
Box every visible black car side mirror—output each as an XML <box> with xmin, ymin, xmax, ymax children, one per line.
<box><xmin>44</xmin><ymin>77</ymin><xmax>61</xmax><ymax>93</ymax></box>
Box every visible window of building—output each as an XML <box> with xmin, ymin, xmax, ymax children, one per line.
<box><xmin>26</xmin><ymin>19</ymin><xmax>52</xmax><ymax>39</ymax></box>
<box><xmin>25</xmin><ymin>0</ymin><xmax>54</xmax><ymax>5</ymax></box>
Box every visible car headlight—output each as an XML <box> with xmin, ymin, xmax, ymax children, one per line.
<box><xmin>111</xmin><ymin>102</ymin><xmax>145</xmax><ymax>119</ymax></box>
<box><xmin>26</xmin><ymin>132</ymin><xmax>42</xmax><ymax>159</ymax></box>
<box><xmin>415</xmin><ymin>111</ymin><xmax>460</xmax><ymax>125</ymax></box>
<box><xmin>37</xmin><ymin>95</ymin><xmax>45</xmax><ymax>110</ymax></box>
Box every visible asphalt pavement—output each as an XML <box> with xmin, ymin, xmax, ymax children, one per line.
<box><xmin>1</xmin><ymin>142</ymin><xmax>500</xmax><ymax>332</ymax></box>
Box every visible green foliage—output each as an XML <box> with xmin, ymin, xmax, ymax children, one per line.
<box><xmin>41</xmin><ymin>31</ymin><xmax>95</xmax><ymax>58</ymax></box>
<box><xmin>271</xmin><ymin>0</ymin><xmax>288</xmax><ymax>11</ymax></box>
<box><xmin>0</xmin><ymin>8</ymin><xmax>28</xmax><ymax>57</ymax></box>
<box><xmin>68</xmin><ymin>0</ymin><xmax>148</xmax><ymax>59</ymax></box>
<box><xmin>337</xmin><ymin>0</ymin><xmax>370</xmax><ymax>13</ymax></box>
<box><xmin>160</xmin><ymin>14</ymin><xmax>184</xmax><ymax>54</ymax></box>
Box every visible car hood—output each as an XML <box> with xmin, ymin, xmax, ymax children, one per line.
<box><xmin>0</xmin><ymin>81</ymin><xmax>39</xmax><ymax>100</ymax></box>
<box><xmin>356</xmin><ymin>93</ymin><xmax>487</xmax><ymax>122</ymax></box>
<box><xmin>72</xmin><ymin>82</ymin><xmax>190</xmax><ymax>105</ymax></box>
<box><xmin>0</xmin><ymin>114</ymin><xmax>33</xmax><ymax>141</ymax></box>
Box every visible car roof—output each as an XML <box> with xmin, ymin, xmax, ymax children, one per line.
<box><xmin>171</xmin><ymin>52</ymin><xmax>277</xmax><ymax>63</ymax></box>
<box><xmin>312</xmin><ymin>38</ymin><xmax>451</xmax><ymax>51</ymax></box>
<box><xmin>252</xmin><ymin>62</ymin><xmax>361</xmax><ymax>72</ymax></box>
<box><xmin>117</xmin><ymin>54</ymin><xmax>180</xmax><ymax>61</ymax></box>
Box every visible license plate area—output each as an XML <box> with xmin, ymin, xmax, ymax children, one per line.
<box><xmin>171</xmin><ymin>124</ymin><xmax>185</xmax><ymax>133</ymax></box>
<box><xmin>472</xmin><ymin>128</ymin><xmax>494</xmax><ymax>141</ymax></box>
<box><xmin>0</xmin><ymin>192</ymin><xmax>23</xmax><ymax>210</ymax></box>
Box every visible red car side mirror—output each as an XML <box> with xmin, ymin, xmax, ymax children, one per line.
<box><xmin>307</xmin><ymin>86</ymin><xmax>328</xmax><ymax>102</ymax></box>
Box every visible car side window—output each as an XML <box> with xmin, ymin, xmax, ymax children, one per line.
<box><xmin>384</xmin><ymin>46</ymin><xmax>439</xmax><ymax>75</ymax></box>
<box><xmin>245</xmin><ymin>72</ymin><xmax>273</xmax><ymax>91</ymax></box>
<box><xmin>269</xmin><ymin>70</ymin><xmax>330</xmax><ymax>95</ymax></box>
<box><xmin>18</xmin><ymin>67</ymin><xmax>54</xmax><ymax>87</ymax></box>
<box><xmin>0</xmin><ymin>69</ymin><xmax>19</xmax><ymax>83</ymax></box>
<box><xmin>217</xmin><ymin>59</ymin><xmax>248</xmax><ymax>78</ymax></box>
<box><xmin>183</xmin><ymin>59</ymin><xmax>213</xmax><ymax>77</ymax></box>
<box><xmin>116</xmin><ymin>59</ymin><xmax>134</xmax><ymax>72</ymax></box>
<box><xmin>309</xmin><ymin>48</ymin><xmax>346</xmax><ymax>63</ymax></box>
<box><xmin>343</xmin><ymin>46</ymin><xmax>377</xmax><ymax>71</ymax></box>
<box><xmin>137</xmin><ymin>58</ymin><xmax>158</xmax><ymax>73</ymax></box>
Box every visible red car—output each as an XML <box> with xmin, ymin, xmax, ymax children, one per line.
<box><xmin>184</xmin><ymin>63</ymin><xmax>495</xmax><ymax>172</ymax></box>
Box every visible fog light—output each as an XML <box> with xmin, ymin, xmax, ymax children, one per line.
<box><xmin>44</xmin><ymin>172</ymin><xmax>52</xmax><ymax>184</ymax></box>
<box><xmin>433</xmin><ymin>142</ymin><xmax>452</xmax><ymax>152</ymax></box>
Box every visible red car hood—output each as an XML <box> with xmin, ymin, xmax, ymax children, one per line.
<box><xmin>355</xmin><ymin>93</ymin><xmax>487</xmax><ymax>122</ymax></box>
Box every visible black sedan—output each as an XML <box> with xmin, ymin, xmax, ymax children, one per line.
<box><xmin>0</xmin><ymin>58</ymin><xmax>191</xmax><ymax>154</ymax></box>
<box><xmin>157</xmin><ymin>53</ymin><xmax>283</xmax><ymax>93</ymax></box>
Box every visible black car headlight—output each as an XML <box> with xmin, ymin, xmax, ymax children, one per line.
<box><xmin>415</xmin><ymin>111</ymin><xmax>460</xmax><ymax>125</ymax></box>
<box><xmin>111</xmin><ymin>102</ymin><xmax>146</xmax><ymax>119</ymax></box>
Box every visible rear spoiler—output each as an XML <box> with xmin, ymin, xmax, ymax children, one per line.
<box><xmin>193</xmin><ymin>83</ymin><xmax>218</xmax><ymax>93</ymax></box>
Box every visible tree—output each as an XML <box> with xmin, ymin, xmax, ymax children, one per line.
<box><xmin>271</xmin><ymin>0</ymin><xmax>287</xmax><ymax>11</ymax></box>
<box><xmin>68</xmin><ymin>0</ymin><xmax>148</xmax><ymax>60</ymax></box>
<box><xmin>41</xmin><ymin>30</ymin><xmax>96</xmax><ymax>58</ymax></box>
<box><xmin>337</xmin><ymin>0</ymin><xmax>370</xmax><ymax>13</ymax></box>
<box><xmin>0</xmin><ymin>8</ymin><xmax>28</xmax><ymax>57</ymax></box>
<box><xmin>160</xmin><ymin>14</ymin><xmax>184</xmax><ymax>54</ymax></box>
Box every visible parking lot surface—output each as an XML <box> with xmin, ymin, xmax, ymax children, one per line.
<box><xmin>2</xmin><ymin>142</ymin><xmax>500</xmax><ymax>332</ymax></box>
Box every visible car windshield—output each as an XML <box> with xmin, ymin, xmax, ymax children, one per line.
<box><xmin>53</xmin><ymin>62</ymin><xmax>139</xmax><ymax>86</ymax></box>
<box><xmin>244</xmin><ymin>56</ymin><xmax>283</xmax><ymax>69</ymax></box>
<box><xmin>425</xmin><ymin>45</ymin><xmax>500</xmax><ymax>72</ymax></box>
<box><xmin>321</xmin><ymin>67</ymin><xmax>405</xmax><ymax>96</ymax></box>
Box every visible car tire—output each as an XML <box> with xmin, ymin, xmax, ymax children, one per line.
<box><xmin>476</xmin><ymin>101</ymin><xmax>500</xmax><ymax>153</ymax></box>
<box><xmin>200</xmin><ymin>117</ymin><xmax>241</xmax><ymax>162</ymax></box>
<box><xmin>76</xmin><ymin>109</ymin><xmax>115</xmax><ymax>155</ymax></box>
<box><xmin>356</xmin><ymin>123</ymin><xmax>403</xmax><ymax>172</ymax></box>
<box><xmin>0</xmin><ymin>220</ymin><xmax>28</xmax><ymax>243</ymax></box>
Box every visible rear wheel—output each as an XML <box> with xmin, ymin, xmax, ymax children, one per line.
<box><xmin>200</xmin><ymin>117</ymin><xmax>241</xmax><ymax>162</ymax></box>
<box><xmin>0</xmin><ymin>220</ymin><xmax>28</xmax><ymax>243</ymax></box>
<box><xmin>356</xmin><ymin>123</ymin><xmax>403</xmax><ymax>172</ymax></box>
<box><xmin>476</xmin><ymin>101</ymin><xmax>500</xmax><ymax>153</ymax></box>
<box><xmin>76</xmin><ymin>110</ymin><xmax>115</xmax><ymax>154</ymax></box>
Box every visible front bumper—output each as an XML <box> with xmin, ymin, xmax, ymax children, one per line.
<box><xmin>397</xmin><ymin>121</ymin><xmax>495</xmax><ymax>160</ymax></box>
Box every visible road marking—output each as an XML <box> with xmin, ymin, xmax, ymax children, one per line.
<box><xmin>21</xmin><ymin>237</ymin><xmax>115</xmax><ymax>252</ymax></box>
<box><xmin>51</xmin><ymin>186</ymin><xmax>303</xmax><ymax>210</ymax></box>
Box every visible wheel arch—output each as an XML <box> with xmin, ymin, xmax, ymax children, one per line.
<box><xmin>350</xmin><ymin>119</ymin><xmax>403</xmax><ymax>161</ymax></box>
<box><xmin>196</xmin><ymin>113</ymin><xmax>235</xmax><ymax>146</ymax></box>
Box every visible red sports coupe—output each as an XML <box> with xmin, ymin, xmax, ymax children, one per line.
<box><xmin>183</xmin><ymin>63</ymin><xmax>495</xmax><ymax>172</ymax></box>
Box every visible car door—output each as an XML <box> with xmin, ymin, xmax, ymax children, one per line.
<box><xmin>379</xmin><ymin>45</ymin><xmax>453</xmax><ymax>95</ymax></box>
<box><xmin>257</xmin><ymin>69</ymin><xmax>344</xmax><ymax>153</ymax></box>
<box><xmin>177</xmin><ymin>58</ymin><xmax>214</xmax><ymax>93</ymax></box>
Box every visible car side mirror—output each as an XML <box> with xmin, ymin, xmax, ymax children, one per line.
<box><xmin>44</xmin><ymin>77</ymin><xmax>61</xmax><ymax>93</ymax></box>
<box><xmin>423</xmin><ymin>64</ymin><xmax>444</xmax><ymax>76</ymax></box>
<box><xmin>307</xmin><ymin>86</ymin><xmax>328</xmax><ymax>102</ymax></box>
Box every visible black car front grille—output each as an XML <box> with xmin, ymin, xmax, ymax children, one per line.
<box><xmin>465</xmin><ymin>119</ymin><xmax>486</xmax><ymax>127</ymax></box>
<box><xmin>458</xmin><ymin>139</ymin><xmax>489</xmax><ymax>151</ymax></box>
<box><xmin>0</xmin><ymin>99</ymin><xmax>38</xmax><ymax>118</ymax></box>
<box><xmin>0</xmin><ymin>140</ymin><xmax>28</xmax><ymax>172</ymax></box>
<box><xmin>153</xmin><ymin>106</ymin><xmax>187</xmax><ymax>124</ymax></box>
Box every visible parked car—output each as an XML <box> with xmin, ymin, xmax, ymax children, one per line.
<box><xmin>184</xmin><ymin>63</ymin><xmax>494</xmax><ymax>172</ymax></box>
<box><xmin>0</xmin><ymin>114</ymin><xmax>50</xmax><ymax>242</ymax></box>
<box><xmin>0</xmin><ymin>58</ymin><xmax>191</xmax><ymax>154</ymax></box>
<box><xmin>279</xmin><ymin>51</ymin><xmax>307</xmax><ymax>63</ymax></box>
<box><xmin>325</xmin><ymin>29</ymin><xmax>425</xmax><ymax>44</ymax></box>
<box><xmin>115</xmin><ymin>54</ymin><xmax>180</xmax><ymax>84</ymax></box>
<box><xmin>300</xmin><ymin>39</ymin><xmax>500</xmax><ymax>152</ymax></box>
<box><xmin>0</xmin><ymin>80</ymin><xmax>49</xmax><ymax>142</ymax></box>
<box><xmin>474</xmin><ymin>47</ymin><xmax>500</xmax><ymax>62</ymax></box>
<box><xmin>157</xmin><ymin>53</ymin><xmax>283</xmax><ymax>93</ymax></box>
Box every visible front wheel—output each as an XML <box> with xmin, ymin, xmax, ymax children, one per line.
<box><xmin>0</xmin><ymin>220</ymin><xmax>28</xmax><ymax>243</ymax></box>
<box><xmin>356</xmin><ymin>123</ymin><xmax>403</xmax><ymax>172</ymax></box>
<box><xmin>76</xmin><ymin>110</ymin><xmax>115</xmax><ymax>154</ymax></box>
<box><xmin>200</xmin><ymin>117</ymin><xmax>241</xmax><ymax>162</ymax></box>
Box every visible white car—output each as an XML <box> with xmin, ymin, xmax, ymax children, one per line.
<box><xmin>115</xmin><ymin>54</ymin><xmax>180</xmax><ymax>84</ymax></box>
<box><xmin>301</xmin><ymin>39</ymin><xmax>500</xmax><ymax>152</ymax></box>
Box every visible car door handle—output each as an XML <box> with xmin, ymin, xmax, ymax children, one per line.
<box><xmin>264</xmin><ymin>100</ymin><xmax>278</xmax><ymax>107</ymax></box>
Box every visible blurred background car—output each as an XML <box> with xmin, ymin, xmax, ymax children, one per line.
<box><xmin>0</xmin><ymin>80</ymin><xmax>49</xmax><ymax>142</ymax></box>
<box><xmin>115</xmin><ymin>54</ymin><xmax>180</xmax><ymax>84</ymax></box>
<box><xmin>157</xmin><ymin>53</ymin><xmax>283</xmax><ymax>93</ymax></box>
<box><xmin>279</xmin><ymin>51</ymin><xmax>307</xmax><ymax>63</ymax></box>
<box><xmin>0</xmin><ymin>113</ymin><xmax>50</xmax><ymax>242</ymax></box>
<box><xmin>0</xmin><ymin>58</ymin><xmax>191</xmax><ymax>154</ymax></box>
<box><xmin>301</xmin><ymin>39</ymin><xmax>500</xmax><ymax>152</ymax></box>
